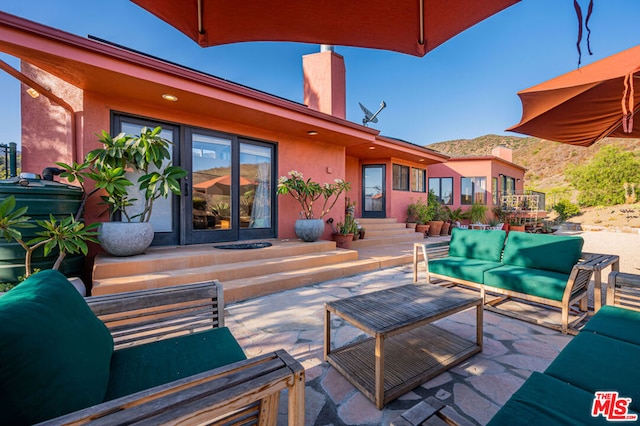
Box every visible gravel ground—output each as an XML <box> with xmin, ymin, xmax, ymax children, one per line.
<box><xmin>556</xmin><ymin>230</ymin><xmax>640</xmax><ymax>274</ymax></box>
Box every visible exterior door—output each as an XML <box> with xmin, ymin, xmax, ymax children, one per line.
<box><xmin>362</xmin><ymin>164</ymin><xmax>385</xmax><ymax>218</ymax></box>
<box><xmin>184</xmin><ymin>128</ymin><xmax>276</xmax><ymax>244</ymax></box>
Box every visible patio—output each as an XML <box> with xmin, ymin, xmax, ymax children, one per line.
<box><xmin>225</xmin><ymin>264</ymin><xmax>574</xmax><ymax>425</ymax></box>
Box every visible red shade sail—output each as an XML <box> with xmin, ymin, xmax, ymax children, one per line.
<box><xmin>130</xmin><ymin>0</ymin><xmax>518</xmax><ymax>57</ymax></box>
<box><xmin>508</xmin><ymin>44</ymin><xmax>640</xmax><ymax>147</ymax></box>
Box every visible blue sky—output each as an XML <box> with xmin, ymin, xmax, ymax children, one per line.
<box><xmin>2</xmin><ymin>0</ymin><xmax>640</xmax><ymax>148</ymax></box>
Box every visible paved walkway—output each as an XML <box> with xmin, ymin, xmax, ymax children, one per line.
<box><xmin>225</xmin><ymin>264</ymin><xmax>573</xmax><ymax>425</ymax></box>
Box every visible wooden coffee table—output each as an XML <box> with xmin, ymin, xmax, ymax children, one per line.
<box><xmin>324</xmin><ymin>284</ymin><xmax>482</xmax><ymax>409</ymax></box>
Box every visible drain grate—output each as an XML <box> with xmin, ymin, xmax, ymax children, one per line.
<box><xmin>214</xmin><ymin>242</ymin><xmax>273</xmax><ymax>250</ymax></box>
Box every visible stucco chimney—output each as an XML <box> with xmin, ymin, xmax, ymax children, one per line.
<box><xmin>491</xmin><ymin>146</ymin><xmax>513</xmax><ymax>162</ymax></box>
<box><xmin>302</xmin><ymin>48</ymin><xmax>346</xmax><ymax>119</ymax></box>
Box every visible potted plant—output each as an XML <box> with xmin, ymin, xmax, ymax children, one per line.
<box><xmin>277</xmin><ymin>170</ymin><xmax>350</xmax><ymax>242</ymax></box>
<box><xmin>468</xmin><ymin>202</ymin><xmax>489</xmax><ymax>225</ymax></box>
<box><xmin>426</xmin><ymin>191</ymin><xmax>444</xmax><ymax>237</ymax></box>
<box><xmin>59</xmin><ymin>126</ymin><xmax>187</xmax><ymax>256</ymax></box>
<box><xmin>445</xmin><ymin>206</ymin><xmax>465</xmax><ymax>234</ymax></box>
<box><xmin>409</xmin><ymin>198</ymin><xmax>431</xmax><ymax>235</ymax></box>
<box><xmin>0</xmin><ymin>195</ymin><xmax>99</xmax><ymax>293</ymax></box>
<box><xmin>406</xmin><ymin>200</ymin><xmax>420</xmax><ymax>229</ymax></box>
<box><xmin>331</xmin><ymin>216</ymin><xmax>355</xmax><ymax>249</ymax></box>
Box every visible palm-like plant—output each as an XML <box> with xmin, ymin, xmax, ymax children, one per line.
<box><xmin>58</xmin><ymin>126</ymin><xmax>187</xmax><ymax>222</ymax></box>
<box><xmin>0</xmin><ymin>196</ymin><xmax>99</xmax><ymax>278</ymax></box>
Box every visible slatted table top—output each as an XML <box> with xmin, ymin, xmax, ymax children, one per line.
<box><xmin>326</xmin><ymin>284</ymin><xmax>481</xmax><ymax>335</ymax></box>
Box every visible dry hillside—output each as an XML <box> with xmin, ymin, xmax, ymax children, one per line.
<box><xmin>427</xmin><ymin>134</ymin><xmax>640</xmax><ymax>197</ymax></box>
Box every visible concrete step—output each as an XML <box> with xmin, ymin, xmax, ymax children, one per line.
<box><xmin>358</xmin><ymin>222</ymin><xmax>408</xmax><ymax>231</ymax></box>
<box><xmin>351</xmin><ymin>233</ymin><xmax>425</xmax><ymax>248</ymax></box>
<box><xmin>365</xmin><ymin>228</ymin><xmax>419</xmax><ymax>237</ymax></box>
<box><xmin>224</xmin><ymin>237</ymin><xmax>451</xmax><ymax>303</ymax></box>
<box><xmin>356</xmin><ymin>218</ymin><xmax>400</xmax><ymax>225</ymax></box>
<box><xmin>93</xmin><ymin>239</ymin><xmax>336</xmax><ymax>280</ymax></box>
<box><xmin>92</xmin><ymin>247</ymin><xmax>357</xmax><ymax>295</ymax></box>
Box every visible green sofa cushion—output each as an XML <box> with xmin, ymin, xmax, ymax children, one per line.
<box><xmin>448</xmin><ymin>228</ymin><xmax>507</xmax><ymax>262</ymax></box>
<box><xmin>483</xmin><ymin>265</ymin><xmax>570</xmax><ymax>301</ymax></box>
<box><xmin>488</xmin><ymin>372</ymin><xmax>620</xmax><ymax>425</ymax></box>
<box><xmin>0</xmin><ymin>270</ymin><xmax>114</xmax><ymax>425</ymax></box>
<box><xmin>502</xmin><ymin>232</ymin><xmax>583</xmax><ymax>274</ymax></box>
<box><xmin>583</xmin><ymin>305</ymin><xmax>640</xmax><ymax>345</ymax></box>
<box><xmin>545</xmin><ymin>332</ymin><xmax>640</xmax><ymax>412</ymax></box>
<box><xmin>429</xmin><ymin>256</ymin><xmax>502</xmax><ymax>284</ymax></box>
<box><xmin>105</xmin><ymin>326</ymin><xmax>247</xmax><ymax>400</ymax></box>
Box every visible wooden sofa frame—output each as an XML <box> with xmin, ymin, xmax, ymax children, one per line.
<box><xmin>41</xmin><ymin>281</ymin><xmax>305</xmax><ymax>426</ymax></box>
<box><xmin>607</xmin><ymin>271</ymin><xmax>640</xmax><ymax>310</ymax></box>
<box><xmin>416</xmin><ymin>244</ymin><xmax>617</xmax><ymax>334</ymax></box>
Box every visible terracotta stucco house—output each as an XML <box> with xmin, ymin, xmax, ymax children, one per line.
<box><xmin>0</xmin><ymin>13</ymin><xmax>539</xmax><ymax>288</ymax></box>
<box><xmin>0</xmin><ymin>12</ymin><xmax>451</xmax><ymax>248</ymax></box>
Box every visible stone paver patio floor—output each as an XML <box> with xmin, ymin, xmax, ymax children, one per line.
<box><xmin>225</xmin><ymin>264</ymin><xmax>574</xmax><ymax>426</ymax></box>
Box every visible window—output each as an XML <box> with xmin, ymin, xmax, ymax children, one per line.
<box><xmin>411</xmin><ymin>168</ymin><xmax>426</xmax><ymax>192</ymax></box>
<box><xmin>428</xmin><ymin>177</ymin><xmax>453</xmax><ymax>205</ymax></box>
<box><xmin>492</xmin><ymin>177</ymin><xmax>498</xmax><ymax>205</ymax></box>
<box><xmin>392</xmin><ymin>164</ymin><xmax>409</xmax><ymax>191</ymax></box>
<box><xmin>461</xmin><ymin>177</ymin><xmax>487</xmax><ymax>205</ymax></box>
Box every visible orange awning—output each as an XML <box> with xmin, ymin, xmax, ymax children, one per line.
<box><xmin>508</xmin><ymin>44</ymin><xmax>640</xmax><ymax>147</ymax></box>
<box><xmin>130</xmin><ymin>0</ymin><xmax>518</xmax><ymax>57</ymax></box>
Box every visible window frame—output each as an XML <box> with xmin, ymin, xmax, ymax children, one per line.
<box><xmin>392</xmin><ymin>164</ymin><xmax>410</xmax><ymax>191</ymax></box>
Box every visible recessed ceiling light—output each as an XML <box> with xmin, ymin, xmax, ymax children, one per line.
<box><xmin>419</xmin><ymin>159</ymin><xmax>425</xmax><ymax>162</ymax></box>
<box><xmin>369</xmin><ymin>146</ymin><xmax>376</xmax><ymax>150</ymax></box>
<box><xmin>307</xmin><ymin>130</ymin><xmax>318</xmax><ymax>136</ymax></box>
<box><xmin>162</xmin><ymin>94</ymin><xmax>178</xmax><ymax>102</ymax></box>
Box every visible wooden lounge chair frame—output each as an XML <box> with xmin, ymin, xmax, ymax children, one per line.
<box><xmin>40</xmin><ymin>281</ymin><xmax>305</xmax><ymax>426</ymax></box>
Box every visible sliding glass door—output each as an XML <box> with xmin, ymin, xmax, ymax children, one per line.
<box><xmin>185</xmin><ymin>128</ymin><xmax>276</xmax><ymax>244</ymax></box>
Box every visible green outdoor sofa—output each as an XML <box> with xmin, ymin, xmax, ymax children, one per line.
<box><xmin>489</xmin><ymin>271</ymin><xmax>640</xmax><ymax>425</ymax></box>
<box><xmin>0</xmin><ymin>270</ymin><xmax>305</xmax><ymax>425</ymax></box>
<box><xmin>423</xmin><ymin>228</ymin><xmax>592</xmax><ymax>333</ymax></box>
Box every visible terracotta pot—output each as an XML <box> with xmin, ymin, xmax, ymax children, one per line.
<box><xmin>406</xmin><ymin>222</ymin><xmax>417</xmax><ymax>230</ymax></box>
<box><xmin>359</xmin><ymin>229</ymin><xmax>366</xmax><ymax>239</ymax></box>
<box><xmin>427</xmin><ymin>221</ymin><xmax>444</xmax><ymax>236</ymax></box>
<box><xmin>440</xmin><ymin>222</ymin><xmax>451</xmax><ymax>236</ymax></box>
<box><xmin>510</xmin><ymin>225</ymin><xmax>526</xmax><ymax>233</ymax></box>
<box><xmin>333</xmin><ymin>233</ymin><xmax>354</xmax><ymax>249</ymax></box>
<box><xmin>415</xmin><ymin>224</ymin><xmax>430</xmax><ymax>237</ymax></box>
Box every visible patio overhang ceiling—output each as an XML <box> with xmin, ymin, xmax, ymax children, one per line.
<box><xmin>0</xmin><ymin>11</ymin><xmax>378</xmax><ymax>148</ymax></box>
<box><xmin>346</xmin><ymin>135</ymin><xmax>448</xmax><ymax>164</ymax></box>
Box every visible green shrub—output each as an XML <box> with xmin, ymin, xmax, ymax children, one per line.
<box><xmin>553</xmin><ymin>199</ymin><xmax>580</xmax><ymax>222</ymax></box>
<box><xmin>565</xmin><ymin>146</ymin><xmax>640</xmax><ymax>206</ymax></box>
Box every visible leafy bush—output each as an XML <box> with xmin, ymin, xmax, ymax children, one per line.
<box><xmin>565</xmin><ymin>146</ymin><xmax>640</xmax><ymax>206</ymax></box>
<box><xmin>553</xmin><ymin>199</ymin><xmax>580</xmax><ymax>222</ymax></box>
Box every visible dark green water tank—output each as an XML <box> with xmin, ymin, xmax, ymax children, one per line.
<box><xmin>0</xmin><ymin>175</ymin><xmax>84</xmax><ymax>283</ymax></box>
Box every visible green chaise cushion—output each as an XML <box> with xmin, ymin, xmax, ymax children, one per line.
<box><xmin>105</xmin><ymin>326</ymin><xmax>247</xmax><ymax>400</ymax></box>
<box><xmin>488</xmin><ymin>372</ymin><xmax>622</xmax><ymax>425</ymax></box>
<box><xmin>429</xmin><ymin>256</ymin><xmax>502</xmax><ymax>284</ymax></box>
<box><xmin>483</xmin><ymin>265</ymin><xmax>571</xmax><ymax>302</ymax></box>
<box><xmin>0</xmin><ymin>270</ymin><xmax>114</xmax><ymax>425</ymax></box>
<box><xmin>502</xmin><ymin>232</ymin><xmax>584</xmax><ymax>274</ymax></box>
<box><xmin>582</xmin><ymin>305</ymin><xmax>640</xmax><ymax>345</ymax></box>
<box><xmin>544</xmin><ymin>332</ymin><xmax>640</xmax><ymax>412</ymax></box>
<box><xmin>448</xmin><ymin>228</ymin><xmax>507</xmax><ymax>262</ymax></box>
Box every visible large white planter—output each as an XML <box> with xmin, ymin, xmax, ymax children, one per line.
<box><xmin>294</xmin><ymin>219</ymin><xmax>325</xmax><ymax>242</ymax></box>
<box><xmin>99</xmin><ymin>222</ymin><xmax>154</xmax><ymax>257</ymax></box>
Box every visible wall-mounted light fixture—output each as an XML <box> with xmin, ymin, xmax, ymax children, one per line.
<box><xmin>517</xmin><ymin>178</ymin><xmax>521</xmax><ymax>182</ymax></box>
<box><xmin>499</xmin><ymin>173</ymin><xmax>504</xmax><ymax>177</ymax></box>
<box><xmin>26</xmin><ymin>88</ymin><xmax>40</xmax><ymax>98</ymax></box>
